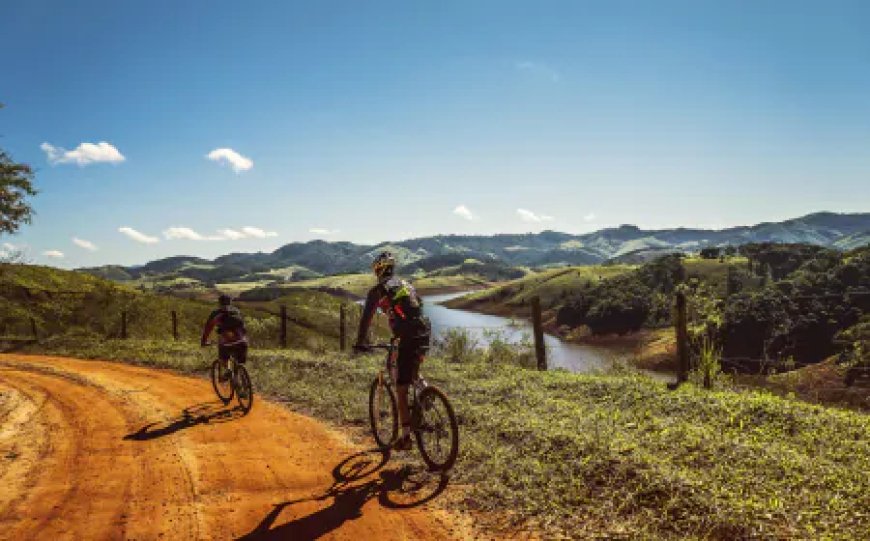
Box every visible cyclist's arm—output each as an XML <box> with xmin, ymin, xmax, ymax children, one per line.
<box><xmin>355</xmin><ymin>286</ymin><xmax>381</xmax><ymax>347</ymax></box>
<box><xmin>201</xmin><ymin>313</ymin><xmax>221</xmax><ymax>346</ymax></box>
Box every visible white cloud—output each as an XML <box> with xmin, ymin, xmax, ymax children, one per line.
<box><xmin>206</xmin><ymin>148</ymin><xmax>253</xmax><ymax>173</ymax></box>
<box><xmin>41</xmin><ymin>141</ymin><xmax>125</xmax><ymax>165</ymax></box>
<box><xmin>43</xmin><ymin>250</ymin><xmax>64</xmax><ymax>259</ymax></box>
<box><xmin>453</xmin><ymin>205</ymin><xmax>477</xmax><ymax>221</ymax></box>
<box><xmin>240</xmin><ymin>226</ymin><xmax>277</xmax><ymax>238</ymax></box>
<box><xmin>3</xmin><ymin>242</ymin><xmax>17</xmax><ymax>251</ymax></box>
<box><xmin>517</xmin><ymin>208</ymin><xmax>554</xmax><ymax>223</ymax></box>
<box><xmin>72</xmin><ymin>237</ymin><xmax>97</xmax><ymax>251</ymax></box>
<box><xmin>309</xmin><ymin>228</ymin><xmax>339</xmax><ymax>235</ymax></box>
<box><xmin>163</xmin><ymin>227</ymin><xmax>224</xmax><ymax>241</ymax></box>
<box><xmin>584</xmin><ymin>212</ymin><xmax>597</xmax><ymax>222</ymax></box>
<box><xmin>515</xmin><ymin>61</ymin><xmax>561</xmax><ymax>83</ymax></box>
<box><xmin>119</xmin><ymin>227</ymin><xmax>160</xmax><ymax>244</ymax></box>
<box><xmin>165</xmin><ymin>225</ymin><xmax>276</xmax><ymax>241</ymax></box>
<box><xmin>218</xmin><ymin>229</ymin><xmax>247</xmax><ymax>240</ymax></box>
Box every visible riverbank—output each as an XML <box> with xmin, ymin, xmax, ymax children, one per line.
<box><xmin>425</xmin><ymin>292</ymin><xmax>619</xmax><ymax>373</ymax></box>
<box><xmin>444</xmin><ymin>292</ymin><xmax>679</xmax><ymax>373</ymax></box>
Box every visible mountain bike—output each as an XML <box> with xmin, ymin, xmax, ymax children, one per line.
<box><xmin>205</xmin><ymin>342</ymin><xmax>254</xmax><ymax>414</ymax></box>
<box><xmin>358</xmin><ymin>341</ymin><xmax>459</xmax><ymax>471</ymax></box>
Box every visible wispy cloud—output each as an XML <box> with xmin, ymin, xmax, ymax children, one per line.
<box><xmin>515</xmin><ymin>61</ymin><xmax>561</xmax><ymax>83</ymax></box>
<box><xmin>453</xmin><ymin>205</ymin><xmax>477</xmax><ymax>221</ymax></box>
<box><xmin>240</xmin><ymin>226</ymin><xmax>277</xmax><ymax>238</ymax></box>
<box><xmin>41</xmin><ymin>141</ymin><xmax>125</xmax><ymax>165</ymax></box>
<box><xmin>163</xmin><ymin>227</ymin><xmax>225</xmax><ymax>241</ymax></box>
<box><xmin>517</xmin><ymin>208</ymin><xmax>554</xmax><ymax>223</ymax></box>
<box><xmin>206</xmin><ymin>148</ymin><xmax>253</xmax><ymax>173</ymax></box>
<box><xmin>584</xmin><ymin>212</ymin><xmax>596</xmax><ymax>222</ymax></box>
<box><xmin>119</xmin><ymin>227</ymin><xmax>160</xmax><ymax>244</ymax></box>
<box><xmin>43</xmin><ymin>250</ymin><xmax>64</xmax><ymax>259</ymax></box>
<box><xmin>218</xmin><ymin>229</ymin><xmax>248</xmax><ymax>240</ymax></box>
<box><xmin>309</xmin><ymin>228</ymin><xmax>339</xmax><ymax>236</ymax></box>
<box><xmin>72</xmin><ymin>237</ymin><xmax>98</xmax><ymax>251</ymax></box>
<box><xmin>165</xmin><ymin>226</ymin><xmax>277</xmax><ymax>241</ymax></box>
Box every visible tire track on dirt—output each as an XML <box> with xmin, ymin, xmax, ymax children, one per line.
<box><xmin>0</xmin><ymin>354</ymin><xmax>466</xmax><ymax>540</ymax></box>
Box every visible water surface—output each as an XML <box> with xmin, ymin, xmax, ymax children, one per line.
<box><xmin>422</xmin><ymin>292</ymin><xmax>621</xmax><ymax>373</ymax></box>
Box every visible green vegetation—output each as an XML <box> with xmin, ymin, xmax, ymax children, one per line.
<box><xmin>448</xmin><ymin>264</ymin><xmax>634</xmax><ymax>318</ymax></box>
<box><xmin>0</xmin><ymin>264</ymin><xmax>357</xmax><ymax>348</ymax></box>
<box><xmin>0</xmin><ymin>104</ymin><xmax>37</xmax><ymax>236</ymax></box>
<box><xmin>23</xmin><ymin>336</ymin><xmax>870</xmax><ymax>539</ymax></box>
<box><xmin>718</xmin><ymin>244</ymin><xmax>869</xmax><ymax>363</ymax></box>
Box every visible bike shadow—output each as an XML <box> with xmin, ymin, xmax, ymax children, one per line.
<box><xmin>237</xmin><ymin>448</ymin><xmax>450</xmax><ymax>540</ymax></box>
<box><xmin>123</xmin><ymin>401</ymin><xmax>245</xmax><ymax>442</ymax></box>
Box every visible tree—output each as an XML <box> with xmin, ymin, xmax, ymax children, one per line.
<box><xmin>700</xmin><ymin>247</ymin><xmax>721</xmax><ymax>259</ymax></box>
<box><xmin>0</xmin><ymin>105</ymin><xmax>37</xmax><ymax>235</ymax></box>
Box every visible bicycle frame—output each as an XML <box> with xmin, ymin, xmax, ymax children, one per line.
<box><xmin>372</xmin><ymin>341</ymin><xmax>430</xmax><ymax>418</ymax></box>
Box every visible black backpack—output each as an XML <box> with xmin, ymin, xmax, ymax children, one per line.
<box><xmin>218</xmin><ymin>306</ymin><xmax>245</xmax><ymax>332</ymax></box>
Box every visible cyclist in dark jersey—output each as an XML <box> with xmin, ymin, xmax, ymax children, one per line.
<box><xmin>354</xmin><ymin>251</ymin><xmax>431</xmax><ymax>451</ymax></box>
<box><xmin>201</xmin><ymin>294</ymin><xmax>249</xmax><ymax>365</ymax></box>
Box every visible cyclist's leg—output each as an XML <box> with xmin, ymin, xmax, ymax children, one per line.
<box><xmin>394</xmin><ymin>340</ymin><xmax>418</xmax><ymax>449</ymax></box>
<box><xmin>235</xmin><ymin>342</ymin><xmax>249</xmax><ymax>364</ymax></box>
<box><xmin>217</xmin><ymin>344</ymin><xmax>232</xmax><ymax>380</ymax></box>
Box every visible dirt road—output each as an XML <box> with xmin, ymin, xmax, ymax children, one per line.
<box><xmin>0</xmin><ymin>354</ymin><xmax>465</xmax><ymax>540</ymax></box>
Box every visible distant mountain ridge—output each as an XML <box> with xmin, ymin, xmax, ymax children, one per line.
<box><xmin>80</xmin><ymin>212</ymin><xmax>870</xmax><ymax>283</ymax></box>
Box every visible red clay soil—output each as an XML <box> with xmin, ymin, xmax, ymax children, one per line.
<box><xmin>0</xmin><ymin>354</ymin><xmax>479</xmax><ymax>540</ymax></box>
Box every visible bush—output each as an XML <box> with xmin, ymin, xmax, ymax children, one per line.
<box><xmin>434</xmin><ymin>328</ymin><xmax>480</xmax><ymax>363</ymax></box>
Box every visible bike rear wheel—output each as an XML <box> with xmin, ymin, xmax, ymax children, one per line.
<box><xmin>369</xmin><ymin>376</ymin><xmax>398</xmax><ymax>449</ymax></box>
<box><xmin>211</xmin><ymin>359</ymin><xmax>234</xmax><ymax>404</ymax></box>
<box><xmin>235</xmin><ymin>365</ymin><xmax>254</xmax><ymax>414</ymax></box>
<box><xmin>414</xmin><ymin>385</ymin><xmax>459</xmax><ymax>471</ymax></box>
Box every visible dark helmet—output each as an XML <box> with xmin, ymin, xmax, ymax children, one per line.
<box><xmin>218</xmin><ymin>294</ymin><xmax>232</xmax><ymax>306</ymax></box>
<box><xmin>371</xmin><ymin>251</ymin><xmax>396</xmax><ymax>281</ymax></box>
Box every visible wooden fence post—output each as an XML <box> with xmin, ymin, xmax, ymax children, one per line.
<box><xmin>121</xmin><ymin>311</ymin><xmax>128</xmax><ymax>340</ymax></box>
<box><xmin>674</xmin><ymin>290</ymin><xmax>689</xmax><ymax>385</ymax></box>
<box><xmin>339</xmin><ymin>304</ymin><xmax>347</xmax><ymax>352</ymax></box>
<box><xmin>171</xmin><ymin>310</ymin><xmax>178</xmax><ymax>341</ymax></box>
<box><xmin>280</xmin><ymin>305</ymin><xmax>287</xmax><ymax>348</ymax></box>
<box><xmin>531</xmin><ymin>296</ymin><xmax>547</xmax><ymax>370</ymax></box>
<box><xmin>30</xmin><ymin>317</ymin><xmax>38</xmax><ymax>341</ymax></box>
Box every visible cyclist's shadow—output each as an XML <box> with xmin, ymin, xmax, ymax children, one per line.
<box><xmin>238</xmin><ymin>448</ymin><xmax>450</xmax><ymax>540</ymax></box>
<box><xmin>123</xmin><ymin>402</ymin><xmax>244</xmax><ymax>441</ymax></box>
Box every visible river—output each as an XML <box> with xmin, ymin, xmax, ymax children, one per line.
<box><xmin>422</xmin><ymin>292</ymin><xmax>624</xmax><ymax>373</ymax></box>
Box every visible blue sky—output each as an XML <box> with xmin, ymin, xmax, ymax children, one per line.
<box><xmin>1</xmin><ymin>0</ymin><xmax>869</xmax><ymax>268</ymax></box>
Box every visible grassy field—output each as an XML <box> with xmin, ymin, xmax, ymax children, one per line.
<box><xmin>0</xmin><ymin>264</ymin><xmax>351</xmax><ymax>348</ymax></box>
<box><xmin>22</xmin><ymin>337</ymin><xmax>870</xmax><ymax>540</ymax></box>
<box><xmin>446</xmin><ymin>264</ymin><xmax>635</xmax><ymax>318</ymax></box>
<box><xmin>682</xmin><ymin>256</ymin><xmax>760</xmax><ymax>296</ymax></box>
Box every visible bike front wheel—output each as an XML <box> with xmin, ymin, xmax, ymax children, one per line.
<box><xmin>369</xmin><ymin>376</ymin><xmax>398</xmax><ymax>449</ymax></box>
<box><xmin>414</xmin><ymin>385</ymin><xmax>459</xmax><ymax>471</ymax></box>
<box><xmin>211</xmin><ymin>359</ymin><xmax>234</xmax><ymax>404</ymax></box>
<box><xmin>235</xmin><ymin>365</ymin><xmax>254</xmax><ymax>414</ymax></box>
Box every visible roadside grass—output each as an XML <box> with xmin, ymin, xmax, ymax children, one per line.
<box><xmin>23</xmin><ymin>337</ymin><xmax>870</xmax><ymax>540</ymax></box>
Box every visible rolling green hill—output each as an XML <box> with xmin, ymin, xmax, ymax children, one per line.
<box><xmin>79</xmin><ymin>212</ymin><xmax>870</xmax><ymax>288</ymax></box>
<box><xmin>0</xmin><ymin>264</ymin><xmax>353</xmax><ymax>348</ymax></box>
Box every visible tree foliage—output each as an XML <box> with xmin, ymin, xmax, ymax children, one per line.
<box><xmin>720</xmin><ymin>245</ymin><xmax>869</xmax><ymax>362</ymax></box>
<box><xmin>0</xmin><ymin>106</ymin><xmax>38</xmax><ymax>235</ymax></box>
<box><xmin>556</xmin><ymin>254</ymin><xmax>685</xmax><ymax>335</ymax></box>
